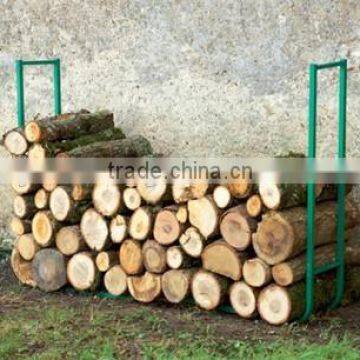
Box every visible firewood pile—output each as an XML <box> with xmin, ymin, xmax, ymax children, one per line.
<box><xmin>3</xmin><ymin>109</ymin><xmax>360</xmax><ymax>325</ymax></box>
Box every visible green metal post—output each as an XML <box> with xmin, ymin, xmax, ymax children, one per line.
<box><xmin>15</xmin><ymin>60</ymin><xmax>25</xmax><ymax>128</ymax></box>
<box><xmin>53</xmin><ymin>58</ymin><xmax>62</xmax><ymax>115</ymax></box>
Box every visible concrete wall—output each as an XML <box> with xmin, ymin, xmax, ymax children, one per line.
<box><xmin>1</xmin><ymin>0</ymin><xmax>360</xmax><ymax>236</ymax></box>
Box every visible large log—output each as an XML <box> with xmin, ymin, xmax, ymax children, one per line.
<box><xmin>220</xmin><ymin>205</ymin><xmax>258</xmax><ymax>250</ymax></box>
<box><xmin>34</xmin><ymin>188</ymin><xmax>49</xmax><ymax>209</ymax></box>
<box><xmin>109</xmin><ymin>215</ymin><xmax>128</xmax><ymax>243</ymax></box>
<box><xmin>191</xmin><ymin>270</ymin><xmax>229</xmax><ymax>310</ymax></box>
<box><xmin>96</xmin><ymin>251</ymin><xmax>119</xmax><ymax>272</ymax></box>
<box><xmin>9</xmin><ymin>217</ymin><xmax>32</xmax><ymax>236</ymax></box>
<box><xmin>229</xmin><ymin>281</ymin><xmax>258</xmax><ymax>319</ymax></box>
<box><xmin>92</xmin><ymin>182</ymin><xmax>122</xmax><ymax>217</ymax></box>
<box><xmin>80</xmin><ymin>208</ymin><xmax>110</xmax><ymax>251</ymax></box>
<box><xmin>129</xmin><ymin>207</ymin><xmax>154</xmax><ymax>241</ymax></box>
<box><xmin>59</xmin><ymin>135</ymin><xmax>153</xmax><ymax>158</ymax></box>
<box><xmin>24</xmin><ymin>110</ymin><xmax>114</xmax><ymax>143</ymax></box>
<box><xmin>243</xmin><ymin>258</ymin><xmax>272</xmax><ymax>287</ymax></box>
<box><xmin>136</xmin><ymin>172</ymin><xmax>169</xmax><ymax>205</ymax></box>
<box><xmin>272</xmin><ymin>239</ymin><xmax>360</xmax><ymax>286</ymax></box>
<box><xmin>127</xmin><ymin>272</ymin><xmax>162</xmax><ymax>303</ymax></box>
<box><xmin>188</xmin><ymin>196</ymin><xmax>220</xmax><ymax>239</ymax></box>
<box><xmin>253</xmin><ymin>199</ymin><xmax>360</xmax><ymax>265</ymax></box>
<box><xmin>258</xmin><ymin>267</ymin><xmax>360</xmax><ymax>325</ymax></box>
<box><xmin>16</xmin><ymin>234</ymin><xmax>39</xmax><ymax>261</ymax></box>
<box><xmin>104</xmin><ymin>265</ymin><xmax>128</xmax><ymax>296</ymax></box>
<box><xmin>3</xmin><ymin>128</ymin><xmax>28</xmax><ymax>155</ymax></box>
<box><xmin>201</xmin><ymin>240</ymin><xmax>246</xmax><ymax>280</ymax></box>
<box><xmin>11</xmin><ymin>172</ymin><xmax>39</xmax><ymax>195</ymax></box>
<box><xmin>55</xmin><ymin>225</ymin><xmax>87</xmax><ymax>256</ymax></box>
<box><xmin>67</xmin><ymin>252</ymin><xmax>100</xmax><ymax>291</ymax></box>
<box><xmin>179</xmin><ymin>226</ymin><xmax>205</xmax><ymax>258</ymax></box>
<box><xmin>32</xmin><ymin>211</ymin><xmax>61</xmax><ymax>247</ymax></box>
<box><xmin>33</xmin><ymin>249</ymin><xmax>67</xmax><ymax>292</ymax></box>
<box><xmin>142</xmin><ymin>240</ymin><xmax>167</xmax><ymax>274</ymax></box>
<box><xmin>10</xmin><ymin>249</ymin><xmax>36</xmax><ymax>287</ymax></box>
<box><xmin>119</xmin><ymin>239</ymin><xmax>144</xmax><ymax>275</ymax></box>
<box><xmin>172</xmin><ymin>176</ymin><xmax>209</xmax><ymax>203</ymax></box>
<box><xmin>13</xmin><ymin>195</ymin><xmax>37</xmax><ymax>219</ymax></box>
<box><xmin>153</xmin><ymin>206</ymin><xmax>183</xmax><ymax>245</ymax></box>
<box><xmin>166</xmin><ymin>246</ymin><xmax>192</xmax><ymax>269</ymax></box>
<box><xmin>161</xmin><ymin>269</ymin><xmax>196</xmax><ymax>304</ymax></box>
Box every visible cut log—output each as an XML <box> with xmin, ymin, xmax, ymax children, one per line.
<box><xmin>272</xmin><ymin>239</ymin><xmax>360</xmax><ymax>286</ymax></box>
<box><xmin>80</xmin><ymin>208</ymin><xmax>110</xmax><ymax>251</ymax></box>
<box><xmin>55</xmin><ymin>225</ymin><xmax>87</xmax><ymax>256</ymax></box>
<box><xmin>201</xmin><ymin>240</ymin><xmax>246</xmax><ymax>280</ymax></box>
<box><xmin>213</xmin><ymin>185</ymin><xmax>232</xmax><ymax>209</ymax></box>
<box><xmin>109</xmin><ymin>215</ymin><xmax>128</xmax><ymax>243</ymax></box>
<box><xmin>179</xmin><ymin>227</ymin><xmax>205</xmax><ymax>258</ymax></box>
<box><xmin>67</xmin><ymin>252</ymin><xmax>100</xmax><ymax>291</ymax></box>
<box><xmin>42</xmin><ymin>172</ymin><xmax>58</xmax><ymax>192</ymax></box>
<box><xmin>220</xmin><ymin>205</ymin><xmax>258</xmax><ymax>250</ymax></box>
<box><xmin>229</xmin><ymin>281</ymin><xmax>258</xmax><ymax>318</ymax></box>
<box><xmin>243</xmin><ymin>258</ymin><xmax>272</xmax><ymax>287</ymax></box>
<box><xmin>127</xmin><ymin>272</ymin><xmax>162</xmax><ymax>303</ymax></box>
<box><xmin>96</xmin><ymin>251</ymin><xmax>119</xmax><ymax>272</ymax></box>
<box><xmin>104</xmin><ymin>265</ymin><xmax>128</xmax><ymax>296</ymax></box>
<box><xmin>34</xmin><ymin>188</ymin><xmax>49</xmax><ymax>209</ymax></box>
<box><xmin>59</xmin><ymin>135</ymin><xmax>153</xmax><ymax>158</ymax></box>
<box><xmin>258</xmin><ymin>267</ymin><xmax>360</xmax><ymax>325</ymax></box>
<box><xmin>50</xmin><ymin>186</ymin><xmax>90</xmax><ymax>222</ymax></box>
<box><xmin>161</xmin><ymin>269</ymin><xmax>196</xmax><ymax>303</ymax></box>
<box><xmin>128</xmin><ymin>207</ymin><xmax>154</xmax><ymax>241</ymax></box>
<box><xmin>32</xmin><ymin>211</ymin><xmax>61</xmax><ymax>247</ymax></box>
<box><xmin>119</xmin><ymin>239</ymin><xmax>144</xmax><ymax>275</ymax></box>
<box><xmin>136</xmin><ymin>172</ymin><xmax>169</xmax><ymax>204</ymax></box>
<box><xmin>166</xmin><ymin>246</ymin><xmax>192</xmax><ymax>269</ymax></box>
<box><xmin>11</xmin><ymin>172</ymin><xmax>39</xmax><ymax>195</ymax></box>
<box><xmin>191</xmin><ymin>270</ymin><xmax>229</xmax><ymax>310</ymax></box>
<box><xmin>188</xmin><ymin>196</ymin><xmax>220</xmax><ymax>239</ymax></box>
<box><xmin>253</xmin><ymin>199</ymin><xmax>360</xmax><ymax>265</ymax></box>
<box><xmin>172</xmin><ymin>176</ymin><xmax>209</xmax><ymax>203</ymax></box>
<box><xmin>9</xmin><ymin>217</ymin><xmax>32</xmax><ymax>236</ymax></box>
<box><xmin>16</xmin><ymin>234</ymin><xmax>39</xmax><ymax>261</ymax></box>
<box><xmin>142</xmin><ymin>240</ymin><xmax>167</xmax><ymax>274</ymax></box>
<box><xmin>25</xmin><ymin>110</ymin><xmax>114</xmax><ymax>143</ymax></box>
<box><xmin>3</xmin><ymin>128</ymin><xmax>28</xmax><ymax>155</ymax></box>
<box><xmin>123</xmin><ymin>187</ymin><xmax>142</xmax><ymax>210</ymax></box>
<box><xmin>153</xmin><ymin>206</ymin><xmax>183</xmax><ymax>245</ymax></box>
<box><xmin>71</xmin><ymin>184</ymin><xmax>92</xmax><ymax>201</ymax></box>
<box><xmin>176</xmin><ymin>205</ymin><xmax>188</xmax><ymax>224</ymax></box>
<box><xmin>246</xmin><ymin>194</ymin><xmax>263</xmax><ymax>218</ymax></box>
<box><xmin>11</xmin><ymin>249</ymin><xmax>36</xmax><ymax>287</ymax></box>
<box><xmin>225</xmin><ymin>169</ymin><xmax>252</xmax><ymax>199</ymax></box>
<box><xmin>33</xmin><ymin>249</ymin><xmax>67</xmax><ymax>292</ymax></box>
<box><xmin>92</xmin><ymin>182</ymin><xmax>122</xmax><ymax>217</ymax></box>
<box><xmin>13</xmin><ymin>195</ymin><xmax>37</xmax><ymax>219</ymax></box>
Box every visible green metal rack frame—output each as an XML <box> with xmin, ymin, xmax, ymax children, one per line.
<box><xmin>301</xmin><ymin>59</ymin><xmax>347</xmax><ymax>321</ymax></box>
<box><xmin>15</xmin><ymin>58</ymin><xmax>61</xmax><ymax>128</ymax></box>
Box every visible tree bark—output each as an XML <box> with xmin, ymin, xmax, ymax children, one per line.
<box><xmin>127</xmin><ymin>272</ymin><xmax>162</xmax><ymax>303</ymax></box>
<box><xmin>142</xmin><ymin>240</ymin><xmax>167</xmax><ymax>274</ymax></box>
<box><xmin>104</xmin><ymin>265</ymin><xmax>128</xmax><ymax>296</ymax></box>
<box><xmin>71</xmin><ymin>184</ymin><xmax>93</xmax><ymax>201</ymax></box>
<box><xmin>253</xmin><ymin>199</ymin><xmax>360</xmax><ymax>265</ymax></box>
<box><xmin>13</xmin><ymin>195</ymin><xmax>37</xmax><ymax>219</ymax></box>
<box><xmin>109</xmin><ymin>215</ymin><xmax>128</xmax><ymax>244</ymax></box>
<box><xmin>55</xmin><ymin>225</ymin><xmax>87</xmax><ymax>256</ymax></box>
<box><xmin>32</xmin><ymin>211</ymin><xmax>61</xmax><ymax>247</ymax></box>
<box><xmin>34</xmin><ymin>188</ymin><xmax>49</xmax><ymax>209</ymax></box>
<box><xmin>179</xmin><ymin>226</ymin><xmax>205</xmax><ymax>258</ymax></box>
<box><xmin>11</xmin><ymin>249</ymin><xmax>36</xmax><ymax>287</ymax></box>
<box><xmin>242</xmin><ymin>258</ymin><xmax>272</xmax><ymax>287</ymax></box>
<box><xmin>96</xmin><ymin>251</ymin><xmax>119</xmax><ymax>272</ymax></box>
<box><xmin>3</xmin><ymin>128</ymin><xmax>28</xmax><ymax>155</ymax></box>
<box><xmin>229</xmin><ymin>281</ymin><xmax>259</xmax><ymax>319</ymax></box>
<box><xmin>119</xmin><ymin>239</ymin><xmax>144</xmax><ymax>275</ymax></box>
<box><xmin>16</xmin><ymin>234</ymin><xmax>39</xmax><ymax>261</ymax></box>
<box><xmin>9</xmin><ymin>217</ymin><xmax>32</xmax><ymax>236</ymax></box>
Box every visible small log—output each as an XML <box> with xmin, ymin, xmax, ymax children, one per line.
<box><xmin>11</xmin><ymin>172</ymin><xmax>39</xmax><ymax>195</ymax></box>
<box><xmin>9</xmin><ymin>217</ymin><xmax>32</xmax><ymax>236</ymax></box>
<box><xmin>34</xmin><ymin>188</ymin><xmax>49</xmax><ymax>209</ymax></box>
<box><xmin>166</xmin><ymin>246</ymin><xmax>192</xmax><ymax>269</ymax></box>
<box><xmin>67</xmin><ymin>252</ymin><xmax>100</xmax><ymax>291</ymax></box>
<box><xmin>201</xmin><ymin>240</ymin><xmax>246</xmax><ymax>280</ymax></box>
<box><xmin>188</xmin><ymin>196</ymin><xmax>220</xmax><ymax>239</ymax></box>
<box><xmin>119</xmin><ymin>239</ymin><xmax>144</xmax><ymax>275</ymax></box>
<box><xmin>3</xmin><ymin>128</ymin><xmax>28</xmax><ymax>155</ymax></box>
<box><xmin>136</xmin><ymin>172</ymin><xmax>169</xmax><ymax>205</ymax></box>
<box><xmin>220</xmin><ymin>205</ymin><xmax>258</xmax><ymax>251</ymax></box>
<box><xmin>24</xmin><ymin>110</ymin><xmax>114</xmax><ymax>143</ymax></box>
<box><xmin>246</xmin><ymin>194</ymin><xmax>263</xmax><ymax>218</ymax></box>
<box><xmin>55</xmin><ymin>225</ymin><xmax>87</xmax><ymax>256</ymax></box>
<box><xmin>129</xmin><ymin>207</ymin><xmax>154</xmax><ymax>241</ymax></box>
<box><xmin>13</xmin><ymin>195</ymin><xmax>37</xmax><ymax>219</ymax></box>
<box><xmin>153</xmin><ymin>206</ymin><xmax>183</xmax><ymax>245</ymax></box>
<box><xmin>109</xmin><ymin>215</ymin><xmax>128</xmax><ymax>243</ymax></box>
<box><xmin>225</xmin><ymin>170</ymin><xmax>252</xmax><ymax>199</ymax></box>
<box><xmin>96</xmin><ymin>251</ymin><xmax>119</xmax><ymax>272</ymax></box>
<box><xmin>92</xmin><ymin>182</ymin><xmax>122</xmax><ymax>217</ymax></box>
<box><xmin>229</xmin><ymin>281</ymin><xmax>258</xmax><ymax>319</ymax></box>
<box><xmin>176</xmin><ymin>205</ymin><xmax>188</xmax><ymax>224</ymax></box>
<box><xmin>11</xmin><ymin>249</ymin><xmax>36</xmax><ymax>287</ymax></box>
<box><xmin>32</xmin><ymin>211</ymin><xmax>61</xmax><ymax>247</ymax></box>
<box><xmin>50</xmin><ymin>186</ymin><xmax>90</xmax><ymax>222</ymax></box>
<box><xmin>253</xmin><ymin>199</ymin><xmax>360</xmax><ymax>265</ymax></box>
<box><xmin>142</xmin><ymin>239</ymin><xmax>167</xmax><ymax>274</ymax></box>
<box><xmin>161</xmin><ymin>268</ymin><xmax>196</xmax><ymax>303</ymax></box>
<box><xmin>33</xmin><ymin>249</ymin><xmax>67</xmax><ymax>292</ymax></box>
<box><xmin>179</xmin><ymin>227</ymin><xmax>205</xmax><ymax>258</ymax></box>
<box><xmin>80</xmin><ymin>208</ymin><xmax>110</xmax><ymax>251</ymax></box>
<box><xmin>123</xmin><ymin>187</ymin><xmax>142</xmax><ymax>210</ymax></box>
<box><xmin>213</xmin><ymin>185</ymin><xmax>232</xmax><ymax>209</ymax></box>
<box><xmin>127</xmin><ymin>272</ymin><xmax>162</xmax><ymax>303</ymax></box>
<box><xmin>16</xmin><ymin>234</ymin><xmax>39</xmax><ymax>261</ymax></box>
<box><xmin>243</xmin><ymin>258</ymin><xmax>272</xmax><ymax>287</ymax></box>
<box><xmin>172</xmin><ymin>176</ymin><xmax>209</xmax><ymax>203</ymax></box>
<box><xmin>104</xmin><ymin>265</ymin><xmax>128</xmax><ymax>296</ymax></box>
<box><xmin>191</xmin><ymin>270</ymin><xmax>229</xmax><ymax>310</ymax></box>
<box><xmin>42</xmin><ymin>172</ymin><xmax>58</xmax><ymax>192</ymax></box>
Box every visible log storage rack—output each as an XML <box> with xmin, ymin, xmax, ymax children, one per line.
<box><xmin>13</xmin><ymin>58</ymin><xmax>349</xmax><ymax>322</ymax></box>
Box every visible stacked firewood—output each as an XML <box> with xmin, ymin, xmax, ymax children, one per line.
<box><xmin>3</xmin><ymin>111</ymin><xmax>360</xmax><ymax>326</ymax></box>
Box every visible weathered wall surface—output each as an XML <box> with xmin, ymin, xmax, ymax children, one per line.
<box><xmin>0</xmin><ymin>0</ymin><xmax>360</xmax><ymax>236</ymax></box>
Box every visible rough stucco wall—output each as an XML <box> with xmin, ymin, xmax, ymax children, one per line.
<box><xmin>0</xmin><ymin>0</ymin><xmax>360</xmax><ymax>235</ymax></box>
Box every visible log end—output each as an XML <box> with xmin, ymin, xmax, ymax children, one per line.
<box><xmin>25</xmin><ymin>121</ymin><xmax>41</xmax><ymax>143</ymax></box>
<box><xmin>104</xmin><ymin>265</ymin><xmax>127</xmax><ymax>296</ymax></box>
<box><xmin>229</xmin><ymin>281</ymin><xmax>257</xmax><ymax>318</ymax></box>
<box><xmin>271</xmin><ymin>263</ymin><xmax>293</xmax><ymax>287</ymax></box>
